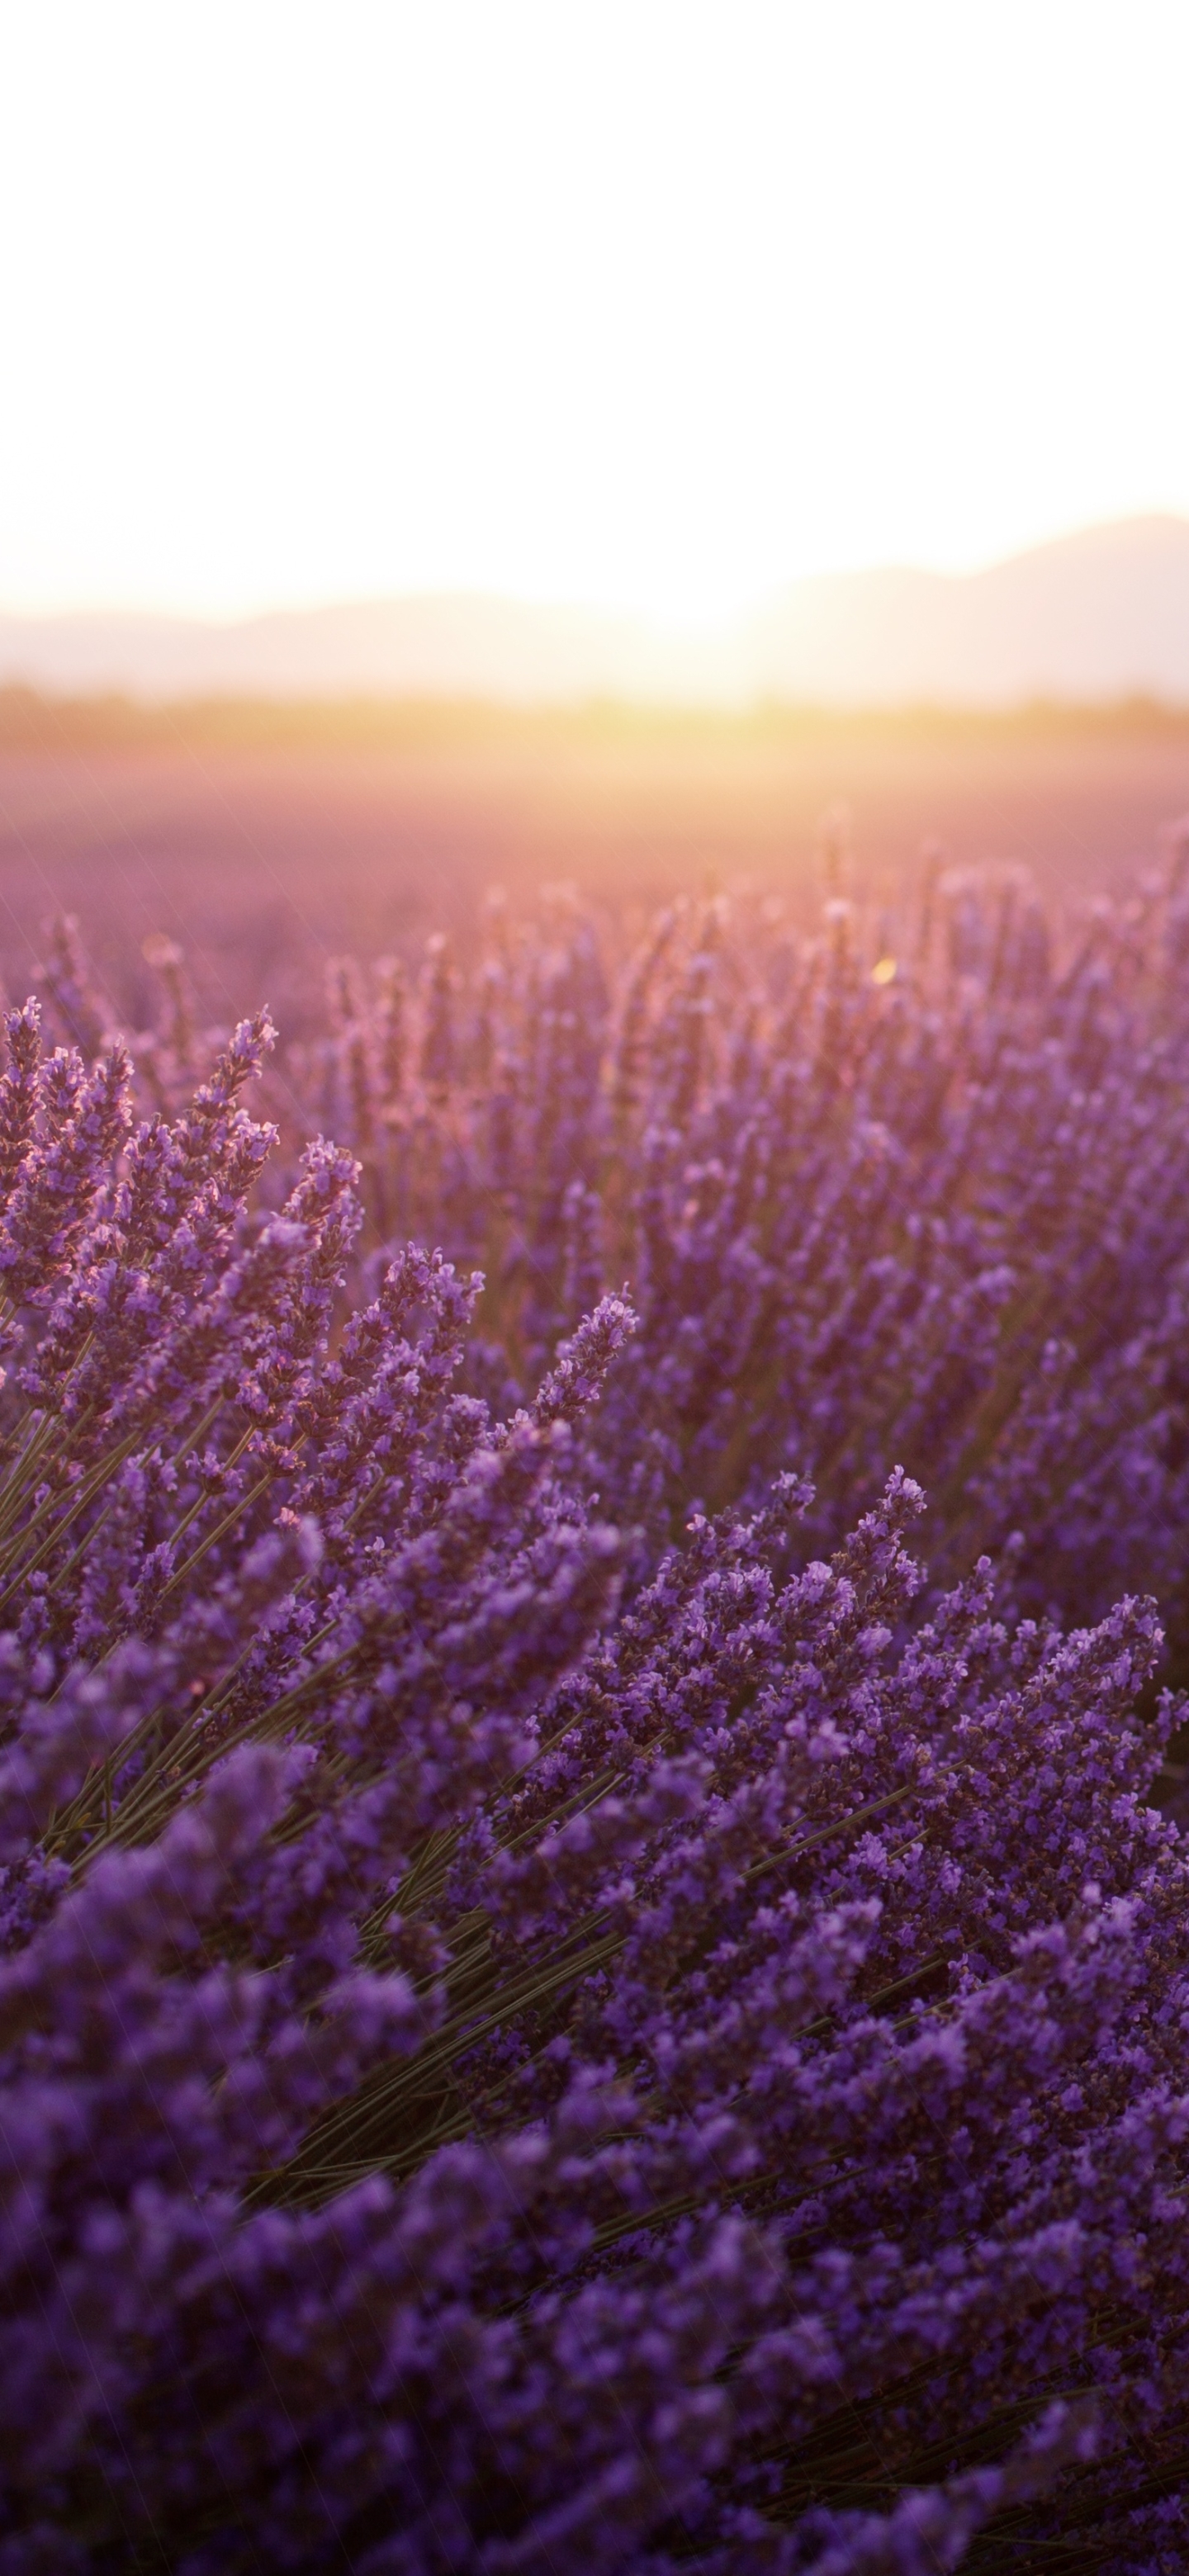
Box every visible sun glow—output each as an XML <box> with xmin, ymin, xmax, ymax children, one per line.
<box><xmin>2</xmin><ymin>0</ymin><xmax>1188</xmax><ymax>623</ymax></box>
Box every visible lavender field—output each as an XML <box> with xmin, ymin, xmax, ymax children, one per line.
<box><xmin>10</xmin><ymin>755</ymin><xmax>1189</xmax><ymax>2570</ymax></box>
<box><xmin>3</xmin><ymin>701</ymin><xmax>1189</xmax><ymax>1021</ymax></box>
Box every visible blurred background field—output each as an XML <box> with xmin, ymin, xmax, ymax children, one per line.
<box><xmin>3</xmin><ymin>693</ymin><xmax>1189</xmax><ymax>1036</ymax></box>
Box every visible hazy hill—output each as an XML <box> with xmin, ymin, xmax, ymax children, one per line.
<box><xmin>2</xmin><ymin>516</ymin><xmax>1188</xmax><ymax>704</ymax></box>
<box><xmin>737</xmin><ymin>518</ymin><xmax>1189</xmax><ymax>702</ymax></box>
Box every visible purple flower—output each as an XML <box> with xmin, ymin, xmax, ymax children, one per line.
<box><xmin>5</xmin><ymin>862</ymin><xmax>1189</xmax><ymax>2567</ymax></box>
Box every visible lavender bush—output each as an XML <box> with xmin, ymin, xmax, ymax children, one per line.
<box><xmin>5</xmin><ymin>843</ymin><xmax>1189</xmax><ymax>2569</ymax></box>
<box><xmin>244</xmin><ymin>834</ymin><xmax>1189</xmax><ymax>1638</ymax></box>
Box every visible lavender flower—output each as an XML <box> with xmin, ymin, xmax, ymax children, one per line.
<box><xmin>6</xmin><ymin>862</ymin><xmax>1189</xmax><ymax>2569</ymax></box>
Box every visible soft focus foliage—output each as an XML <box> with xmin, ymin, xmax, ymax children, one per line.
<box><xmin>4</xmin><ymin>847</ymin><xmax>1189</xmax><ymax>2569</ymax></box>
<box><xmin>265</xmin><ymin>834</ymin><xmax>1189</xmax><ymax>1642</ymax></box>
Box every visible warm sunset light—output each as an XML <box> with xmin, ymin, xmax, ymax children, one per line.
<box><xmin>13</xmin><ymin>10</ymin><xmax>1189</xmax><ymax>2567</ymax></box>
<box><xmin>2</xmin><ymin>0</ymin><xmax>1188</xmax><ymax>623</ymax></box>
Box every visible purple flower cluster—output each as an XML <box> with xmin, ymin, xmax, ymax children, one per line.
<box><xmin>2</xmin><ymin>853</ymin><xmax>1189</xmax><ymax>2569</ymax></box>
<box><xmin>208</xmin><ymin>836</ymin><xmax>1189</xmax><ymax>1654</ymax></box>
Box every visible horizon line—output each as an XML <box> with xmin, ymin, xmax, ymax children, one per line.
<box><xmin>2</xmin><ymin>508</ymin><xmax>1188</xmax><ymax>632</ymax></box>
<box><xmin>6</xmin><ymin>681</ymin><xmax>1189</xmax><ymax>741</ymax></box>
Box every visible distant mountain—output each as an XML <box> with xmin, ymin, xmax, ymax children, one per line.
<box><xmin>736</xmin><ymin>518</ymin><xmax>1189</xmax><ymax>703</ymax></box>
<box><xmin>2</xmin><ymin>517</ymin><xmax>1189</xmax><ymax>704</ymax></box>
<box><xmin>0</xmin><ymin>596</ymin><xmax>727</xmax><ymax>705</ymax></box>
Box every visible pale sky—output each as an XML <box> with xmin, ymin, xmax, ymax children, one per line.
<box><xmin>1</xmin><ymin>0</ymin><xmax>1187</xmax><ymax>623</ymax></box>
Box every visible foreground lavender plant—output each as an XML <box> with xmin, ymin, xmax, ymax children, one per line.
<box><xmin>2</xmin><ymin>862</ymin><xmax>1189</xmax><ymax>2569</ymax></box>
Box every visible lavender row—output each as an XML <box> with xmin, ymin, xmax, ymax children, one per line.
<box><xmin>87</xmin><ymin>828</ymin><xmax>1189</xmax><ymax>1643</ymax></box>
<box><xmin>0</xmin><ymin>850</ymin><xmax>1187</xmax><ymax>2566</ymax></box>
